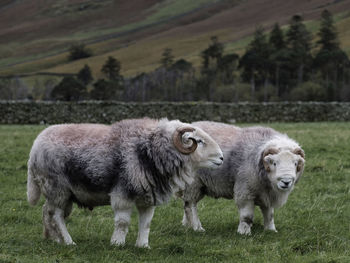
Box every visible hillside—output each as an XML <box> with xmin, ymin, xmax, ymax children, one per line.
<box><xmin>1</xmin><ymin>0</ymin><xmax>350</xmax><ymax>78</ymax></box>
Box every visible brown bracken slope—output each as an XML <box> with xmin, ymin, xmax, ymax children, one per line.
<box><xmin>1</xmin><ymin>0</ymin><xmax>349</xmax><ymax>76</ymax></box>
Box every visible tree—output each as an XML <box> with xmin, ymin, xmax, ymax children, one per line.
<box><xmin>218</xmin><ymin>53</ymin><xmax>239</xmax><ymax>84</ymax></box>
<box><xmin>171</xmin><ymin>59</ymin><xmax>193</xmax><ymax>72</ymax></box>
<box><xmin>314</xmin><ymin>9</ymin><xmax>349</xmax><ymax>100</ymax></box>
<box><xmin>286</xmin><ymin>15</ymin><xmax>313</xmax><ymax>86</ymax></box>
<box><xmin>239</xmin><ymin>27</ymin><xmax>271</xmax><ymax>101</ymax></box>
<box><xmin>68</xmin><ymin>43</ymin><xmax>92</xmax><ymax>61</ymax></box>
<box><xmin>101</xmin><ymin>56</ymin><xmax>123</xmax><ymax>82</ymax></box>
<box><xmin>200</xmin><ymin>36</ymin><xmax>224</xmax><ymax>100</ymax></box>
<box><xmin>317</xmin><ymin>9</ymin><xmax>339</xmax><ymax>51</ymax></box>
<box><xmin>77</xmin><ymin>64</ymin><xmax>93</xmax><ymax>85</ymax></box>
<box><xmin>201</xmin><ymin>36</ymin><xmax>224</xmax><ymax>70</ymax></box>
<box><xmin>90</xmin><ymin>79</ymin><xmax>117</xmax><ymax>100</ymax></box>
<box><xmin>51</xmin><ymin>76</ymin><xmax>87</xmax><ymax>101</ymax></box>
<box><xmin>269</xmin><ymin>23</ymin><xmax>286</xmax><ymax>50</ymax></box>
<box><xmin>160</xmin><ymin>48</ymin><xmax>174</xmax><ymax>69</ymax></box>
<box><xmin>268</xmin><ymin>23</ymin><xmax>289</xmax><ymax>97</ymax></box>
<box><xmin>168</xmin><ymin>59</ymin><xmax>196</xmax><ymax>101</ymax></box>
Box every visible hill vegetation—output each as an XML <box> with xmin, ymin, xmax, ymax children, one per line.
<box><xmin>1</xmin><ymin>0</ymin><xmax>350</xmax><ymax>102</ymax></box>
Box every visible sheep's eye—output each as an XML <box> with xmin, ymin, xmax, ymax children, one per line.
<box><xmin>197</xmin><ymin>139</ymin><xmax>204</xmax><ymax>144</ymax></box>
<box><xmin>295</xmin><ymin>162</ymin><xmax>298</xmax><ymax>166</ymax></box>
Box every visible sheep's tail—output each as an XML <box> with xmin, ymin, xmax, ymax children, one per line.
<box><xmin>27</xmin><ymin>166</ymin><xmax>41</xmax><ymax>206</ymax></box>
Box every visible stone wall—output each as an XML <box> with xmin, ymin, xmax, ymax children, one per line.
<box><xmin>1</xmin><ymin>101</ymin><xmax>350</xmax><ymax>124</ymax></box>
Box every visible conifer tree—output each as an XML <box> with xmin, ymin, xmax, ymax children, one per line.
<box><xmin>101</xmin><ymin>56</ymin><xmax>122</xmax><ymax>82</ymax></box>
<box><xmin>239</xmin><ymin>27</ymin><xmax>271</xmax><ymax>100</ymax></box>
<box><xmin>269</xmin><ymin>23</ymin><xmax>285</xmax><ymax>50</ymax></box>
<box><xmin>314</xmin><ymin>9</ymin><xmax>349</xmax><ymax>100</ymax></box>
<box><xmin>317</xmin><ymin>9</ymin><xmax>339</xmax><ymax>51</ymax></box>
<box><xmin>51</xmin><ymin>76</ymin><xmax>86</xmax><ymax>101</ymax></box>
<box><xmin>286</xmin><ymin>14</ymin><xmax>312</xmax><ymax>86</ymax></box>
<box><xmin>200</xmin><ymin>36</ymin><xmax>224</xmax><ymax>100</ymax></box>
<box><xmin>201</xmin><ymin>36</ymin><xmax>224</xmax><ymax>70</ymax></box>
<box><xmin>269</xmin><ymin>23</ymin><xmax>289</xmax><ymax>96</ymax></box>
<box><xmin>77</xmin><ymin>64</ymin><xmax>93</xmax><ymax>86</ymax></box>
<box><xmin>160</xmin><ymin>48</ymin><xmax>174</xmax><ymax>69</ymax></box>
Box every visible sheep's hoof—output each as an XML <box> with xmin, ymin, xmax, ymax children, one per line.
<box><xmin>237</xmin><ymin>223</ymin><xmax>251</xmax><ymax>235</ymax></box>
<box><xmin>135</xmin><ymin>243</ymin><xmax>150</xmax><ymax>249</ymax></box>
<box><xmin>266</xmin><ymin>228</ymin><xmax>278</xmax><ymax>233</ymax></box>
<box><xmin>182</xmin><ymin>219</ymin><xmax>189</xmax><ymax>227</ymax></box>
<box><xmin>194</xmin><ymin>226</ymin><xmax>205</xmax><ymax>232</ymax></box>
<box><xmin>110</xmin><ymin>240</ymin><xmax>125</xmax><ymax>246</ymax></box>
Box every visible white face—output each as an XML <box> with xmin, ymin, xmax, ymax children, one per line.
<box><xmin>264</xmin><ymin>150</ymin><xmax>305</xmax><ymax>191</ymax></box>
<box><xmin>183</xmin><ymin>128</ymin><xmax>224</xmax><ymax>169</ymax></box>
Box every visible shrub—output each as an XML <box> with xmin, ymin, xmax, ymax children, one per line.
<box><xmin>51</xmin><ymin>76</ymin><xmax>87</xmax><ymax>101</ymax></box>
<box><xmin>68</xmin><ymin>44</ymin><xmax>92</xmax><ymax>61</ymax></box>
<box><xmin>290</xmin><ymin>81</ymin><xmax>327</xmax><ymax>101</ymax></box>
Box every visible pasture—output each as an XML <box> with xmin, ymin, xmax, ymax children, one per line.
<box><xmin>0</xmin><ymin>122</ymin><xmax>349</xmax><ymax>262</ymax></box>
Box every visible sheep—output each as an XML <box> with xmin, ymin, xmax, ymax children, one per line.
<box><xmin>27</xmin><ymin>118</ymin><xmax>224</xmax><ymax>247</ymax></box>
<box><xmin>179</xmin><ymin>121</ymin><xmax>305</xmax><ymax>235</ymax></box>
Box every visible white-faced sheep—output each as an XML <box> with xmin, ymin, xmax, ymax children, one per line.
<box><xmin>179</xmin><ymin>121</ymin><xmax>305</xmax><ymax>235</ymax></box>
<box><xmin>27</xmin><ymin>118</ymin><xmax>224</xmax><ymax>247</ymax></box>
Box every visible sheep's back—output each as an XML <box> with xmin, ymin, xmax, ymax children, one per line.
<box><xmin>195</xmin><ymin>125</ymin><xmax>279</xmax><ymax>199</ymax></box>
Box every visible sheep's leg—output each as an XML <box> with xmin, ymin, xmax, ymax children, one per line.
<box><xmin>191</xmin><ymin>204</ymin><xmax>205</xmax><ymax>231</ymax></box>
<box><xmin>43</xmin><ymin>201</ymin><xmax>60</xmax><ymax>243</ymax></box>
<box><xmin>135</xmin><ymin>206</ymin><xmax>155</xmax><ymax>248</ymax></box>
<box><xmin>42</xmin><ymin>201</ymin><xmax>75</xmax><ymax>245</ymax></box>
<box><xmin>181</xmin><ymin>184</ymin><xmax>205</xmax><ymax>231</ymax></box>
<box><xmin>110</xmin><ymin>208</ymin><xmax>133</xmax><ymax>246</ymax></box>
<box><xmin>237</xmin><ymin>200</ymin><xmax>255</xmax><ymax>235</ymax></box>
<box><xmin>182</xmin><ymin>201</ymin><xmax>191</xmax><ymax>227</ymax></box>
<box><xmin>64</xmin><ymin>201</ymin><xmax>73</xmax><ymax>219</ymax></box>
<box><xmin>183</xmin><ymin>201</ymin><xmax>205</xmax><ymax>232</ymax></box>
<box><xmin>110</xmin><ymin>194</ymin><xmax>133</xmax><ymax>246</ymax></box>
<box><xmin>53</xmin><ymin>208</ymin><xmax>75</xmax><ymax>245</ymax></box>
<box><xmin>260</xmin><ymin>206</ymin><xmax>277</xmax><ymax>232</ymax></box>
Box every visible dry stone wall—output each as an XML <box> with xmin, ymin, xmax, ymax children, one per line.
<box><xmin>1</xmin><ymin>101</ymin><xmax>350</xmax><ymax>124</ymax></box>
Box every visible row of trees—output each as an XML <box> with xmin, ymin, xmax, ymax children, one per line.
<box><xmin>238</xmin><ymin>11</ymin><xmax>349</xmax><ymax>101</ymax></box>
<box><xmin>1</xmin><ymin>9</ymin><xmax>349</xmax><ymax>102</ymax></box>
<box><xmin>50</xmin><ymin>56</ymin><xmax>124</xmax><ymax>101</ymax></box>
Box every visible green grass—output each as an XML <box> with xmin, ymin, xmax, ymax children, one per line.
<box><xmin>1</xmin><ymin>123</ymin><xmax>350</xmax><ymax>262</ymax></box>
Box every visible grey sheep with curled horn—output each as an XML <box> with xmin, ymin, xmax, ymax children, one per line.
<box><xmin>27</xmin><ymin>118</ymin><xmax>223</xmax><ymax>248</ymax></box>
<box><xmin>179</xmin><ymin>121</ymin><xmax>305</xmax><ymax>235</ymax></box>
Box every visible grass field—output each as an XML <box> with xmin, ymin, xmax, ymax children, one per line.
<box><xmin>1</xmin><ymin>123</ymin><xmax>350</xmax><ymax>262</ymax></box>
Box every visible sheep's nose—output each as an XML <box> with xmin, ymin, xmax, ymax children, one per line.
<box><xmin>281</xmin><ymin>179</ymin><xmax>292</xmax><ymax>186</ymax></box>
<box><xmin>220</xmin><ymin>156</ymin><xmax>224</xmax><ymax>161</ymax></box>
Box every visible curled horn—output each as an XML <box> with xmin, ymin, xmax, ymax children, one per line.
<box><xmin>263</xmin><ymin>147</ymin><xmax>279</xmax><ymax>158</ymax></box>
<box><xmin>262</xmin><ymin>148</ymin><xmax>279</xmax><ymax>172</ymax></box>
<box><xmin>172</xmin><ymin>127</ymin><xmax>197</xmax><ymax>155</ymax></box>
<box><xmin>293</xmin><ymin>148</ymin><xmax>305</xmax><ymax>159</ymax></box>
<box><xmin>293</xmin><ymin>148</ymin><xmax>305</xmax><ymax>174</ymax></box>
